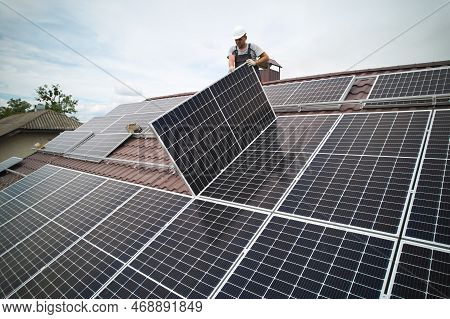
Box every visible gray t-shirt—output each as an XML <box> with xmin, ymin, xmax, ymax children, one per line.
<box><xmin>228</xmin><ymin>43</ymin><xmax>264</xmax><ymax>60</ymax></box>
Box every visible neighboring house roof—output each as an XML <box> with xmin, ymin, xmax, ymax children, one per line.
<box><xmin>0</xmin><ymin>110</ymin><xmax>81</xmax><ymax>137</ymax></box>
<box><xmin>1</xmin><ymin>60</ymin><xmax>449</xmax><ymax>194</ymax></box>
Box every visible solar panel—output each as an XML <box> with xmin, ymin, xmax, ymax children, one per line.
<box><xmin>424</xmin><ymin>109</ymin><xmax>450</xmax><ymax>159</ymax></box>
<box><xmin>368</xmin><ymin>68</ymin><xmax>450</xmax><ymax>101</ymax></box>
<box><xmin>263</xmin><ymin>82</ymin><xmax>301</xmax><ymax>106</ymax></box>
<box><xmin>66</xmin><ymin>133</ymin><xmax>131</xmax><ymax>162</ymax></box>
<box><xmin>0</xmin><ymin>222</ymin><xmax>80</xmax><ymax>298</ymax></box>
<box><xmin>0</xmin><ymin>208</ymin><xmax>48</xmax><ymax>255</ymax></box>
<box><xmin>43</xmin><ymin>131</ymin><xmax>93</xmax><ymax>154</ymax></box>
<box><xmin>97</xmin><ymin>267</ymin><xmax>181</xmax><ymax>299</ymax></box>
<box><xmin>127</xmin><ymin>199</ymin><xmax>268</xmax><ymax>298</ymax></box>
<box><xmin>2</xmin><ymin>165</ymin><xmax>60</xmax><ymax>197</ymax></box>
<box><xmin>84</xmin><ymin>188</ymin><xmax>191</xmax><ymax>262</ymax></box>
<box><xmin>14</xmin><ymin>169</ymin><xmax>80</xmax><ymax>207</ymax></box>
<box><xmin>320</xmin><ymin>111</ymin><xmax>430</xmax><ymax>158</ymax></box>
<box><xmin>0</xmin><ymin>191</ymin><xmax>12</xmax><ymax>204</ymax></box>
<box><xmin>0</xmin><ymin>200</ymin><xmax>29</xmax><ymax>226</ymax></box>
<box><xmin>278</xmin><ymin>154</ymin><xmax>417</xmax><ymax>234</ymax></box>
<box><xmin>201</xmin><ymin>115</ymin><xmax>339</xmax><ymax>210</ymax></box>
<box><xmin>0</xmin><ymin>157</ymin><xmax>22</xmax><ymax>173</ymax></box>
<box><xmin>138</xmin><ymin>96</ymin><xmax>192</xmax><ymax>113</ymax></box>
<box><xmin>101</xmin><ymin>112</ymin><xmax>165</xmax><ymax>134</ymax></box>
<box><xmin>216</xmin><ymin>216</ymin><xmax>395</xmax><ymax>299</ymax></box>
<box><xmin>284</xmin><ymin>76</ymin><xmax>354</xmax><ymax>105</ymax></box>
<box><xmin>152</xmin><ymin>65</ymin><xmax>274</xmax><ymax>195</ymax></box>
<box><xmin>389</xmin><ymin>241</ymin><xmax>450</xmax><ymax>299</ymax></box>
<box><xmin>106</xmin><ymin>101</ymin><xmax>150</xmax><ymax>116</ymax></box>
<box><xmin>52</xmin><ymin>179</ymin><xmax>141</xmax><ymax>236</ymax></box>
<box><xmin>10</xmin><ymin>240</ymin><xmax>123</xmax><ymax>299</ymax></box>
<box><xmin>404</xmin><ymin>110</ymin><xmax>450</xmax><ymax>246</ymax></box>
<box><xmin>77</xmin><ymin>115</ymin><xmax>123</xmax><ymax>133</ymax></box>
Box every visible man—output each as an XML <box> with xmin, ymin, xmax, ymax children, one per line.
<box><xmin>228</xmin><ymin>26</ymin><xmax>269</xmax><ymax>78</ymax></box>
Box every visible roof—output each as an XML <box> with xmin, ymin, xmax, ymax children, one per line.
<box><xmin>1</xmin><ymin>59</ymin><xmax>449</xmax><ymax>195</ymax></box>
<box><xmin>0</xmin><ymin>110</ymin><xmax>81</xmax><ymax>137</ymax></box>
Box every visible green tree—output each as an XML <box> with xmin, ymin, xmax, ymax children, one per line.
<box><xmin>35</xmin><ymin>84</ymin><xmax>78</xmax><ymax>115</ymax></box>
<box><xmin>0</xmin><ymin>98</ymin><xmax>32</xmax><ymax>119</ymax></box>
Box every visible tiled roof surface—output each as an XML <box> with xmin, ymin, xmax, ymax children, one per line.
<box><xmin>0</xmin><ymin>110</ymin><xmax>81</xmax><ymax>137</ymax></box>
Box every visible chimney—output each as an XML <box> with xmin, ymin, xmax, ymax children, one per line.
<box><xmin>34</xmin><ymin>104</ymin><xmax>45</xmax><ymax>112</ymax></box>
<box><xmin>260</xmin><ymin>59</ymin><xmax>282</xmax><ymax>84</ymax></box>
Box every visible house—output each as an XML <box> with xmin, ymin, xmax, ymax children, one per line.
<box><xmin>0</xmin><ymin>109</ymin><xmax>81</xmax><ymax>161</ymax></box>
<box><xmin>0</xmin><ymin>59</ymin><xmax>449</xmax><ymax>299</ymax></box>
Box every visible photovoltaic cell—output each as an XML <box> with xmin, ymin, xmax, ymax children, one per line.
<box><xmin>0</xmin><ymin>157</ymin><xmax>22</xmax><ymax>173</ymax></box>
<box><xmin>52</xmin><ymin>180</ymin><xmax>141</xmax><ymax>236</ymax></box>
<box><xmin>43</xmin><ymin>131</ymin><xmax>93</xmax><ymax>154</ymax></box>
<box><xmin>320</xmin><ymin>111</ymin><xmax>430</xmax><ymax>158</ymax></box>
<box><xmin>425</xmin><ymin>110</ymin><xmax>450</xmax><ymax>159</ymax></box>
<box><xmin>101</xmin><ymin>112</ymin><xmax>164</xmax><ymax>134</ymax></box>
<box><xmin>66</xmin><ymin>133</ymin><xmax>131</xmax><ymax>162</ymax></box>
<box><xmin>0</xmin><ymin>222</ymin><xmax>80</xmax><ymax>298</ymax></box>
<box><xmin>278</xmin><ymin>154</ymin><xmax>417</xmax><ymax>234</ymax></box>
<box><xmin>2</xmin><ymin>165</ymin><xmax>60</xmax><ymax>197</ymax></box>
<box><xmin>0</xmin><ymin>191</ymin><xmax>12</xmax><ymax>204</ymax></box>
<box><xmin>217</xmin><ymin>216</ymin><xmax>394</xmax><ymax>299</ymax></box>
<box><xmin>152</xmin><ymin>66</ymin><xmax>272</xmax><ymax>195</ymax></box>
<box><xmin>76</xmin><ymin>115</ymin><xmax>123</xmax><ymax>133</ymax></box>
<box><xmin>285</xmin><ymin>76</ymin><xmax>353</xmax><ymax>105</ymax></box>
<box><xmin>97</xmin><ymin>267</ymin><xmax>180</xmax><ymax>299</ymax></box>
<box><xmin>0</xmin><ymin>208</ymin><xmax>48</xmax><ymax>254</ymax></box>
<box><xmin>390</xmin><ymin>242</ymin><xmax>450</xmax><ymax>299</ymax></box>
<box><xmin>0</xmin><ymin>200</ymin><xmax>30</xmax><ymax>226</ymax></box>
<box><xmin>85</xmin><ymin>188</ymin><xmax>191</xmax><ymax>262</ymax></box>
<box><xmin>129</xmin><ymin>199</ymin><xmax>268</xmax><ymax>298</ymax></box>
<box><xmin>263</xmin><ymin>83</ymin><xmax>301</xmax><ymax>106</ymax></box>
<box><xmin>201</xmin><ymin>115</ymin><xmax>339</xmax><ymax>210</ymax></box>
<box><xmin>10</xmin><ymin>240</ymin><xmax>123</xmax><ymax>299</ymax></box>
<box><xmin>369</xmin><ymin>68</ymin><xmax>450</xmax><ymax>100</ymax></box>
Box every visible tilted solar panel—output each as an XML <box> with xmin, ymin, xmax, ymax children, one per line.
<box><xmin>0</xmin><ymin>157</ymin><xmax>22</xmax><ymax>173</ymax></box>
<box><xmin>101</xmin><ymin>112</ymin><xmax>164</xmax><ymax>134</ymax></box>
<box><xmin>138</xmin><ymin>96</ymin><xmax>192</xmax><ymax>113</ymax></box>
<box><xmin>76</xmin><ymin>115</ymin><xmax>123</xmax><ymax>134</ymax></box>
<box><xmin>2</xmin><ymin>165</ymin><xmax>60</xmax><ymax>197</ymax></box>
<box><xmin>263</xmin><ymin>82</ymin><xmax>301</xmax><ymax>106</ymax></box>
<box><xmin>106</xmin><ymin>101</ymin><xmax>150</xmax><ymax>116</ymax></box>
<box><xmin>152</xmin><ymin>65</ymin><xmax>275</xmax><ymax>195</ymax></box>
<box><xmin>216</xmin><ymin>216</ymin><xmax>395</xmax><ymax>299</ymax></box>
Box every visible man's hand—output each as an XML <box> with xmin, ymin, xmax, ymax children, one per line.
<box><xmin>246</xmin><ymin>59</ymin><xmax>257</xmax><ymax>67</ymax></box>
<box><xmin>228</xmin><ymin>66</ymin><xmax>235</xmax><ymax>73</ymax></box>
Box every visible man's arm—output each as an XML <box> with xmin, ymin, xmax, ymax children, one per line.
<box><xmin>228</xmin><ymin>54</ymin><xmax>235</xmax><ymax>72</ymax></box>
<box><xmin>256</xmin><ymin>52</ymin><xmax>269</xmax><ymax>67</ymax></box>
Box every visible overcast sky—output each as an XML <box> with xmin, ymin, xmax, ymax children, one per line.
<box><xmin>0</xmin><ymin>0</ymin><xmax>449</xmax><ymax>122</ymax></box>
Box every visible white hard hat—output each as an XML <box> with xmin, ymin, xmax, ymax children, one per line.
<box><xmin>232</xmin><ymin>26</ymin><xmax>246</xmax><ymax>40</ymax></box>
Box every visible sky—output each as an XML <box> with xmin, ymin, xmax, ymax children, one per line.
<box><xmin>0</xmin><ymin>0</ymin><xmax>449</xmax><ymax>122</ymax></box>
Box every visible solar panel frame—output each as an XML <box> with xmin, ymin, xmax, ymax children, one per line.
<box><xmin>42</xmin><ymin>131</ymin><xmax>93</xmax><ymax>154</ymax></box>
<box><xmin>387</xmin><ymin>240</ymin><xmax>450</xmax><ymax>299</ymax></box>
<box><xmin>213</xmin><ymin>214</ymin><xmax>396</xmax><ymax>299</ymax></box>
<box><xmin>0</xmin><ymin>157</ymin><xmax>22</xmax><ymax>173</ymax></box>
<box><xmin>402</xmin><ymin>109</ymin><xmax>450</xmax><ymax>248</ymax></box>
<box><xmin>65</xmin><ymin>133</ymin><xmax>131</xmax><ymax>162</ymax></box>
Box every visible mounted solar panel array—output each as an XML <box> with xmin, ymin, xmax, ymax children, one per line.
<box><xmin>366</xmin><ymin>67</ymin><xmax>450</xmax><ymax>107</ymax></box>
<box><xmin>201</xmin><ymin>114</ymin><xmax>339</xmax><ymax>210</ymax></box>
<box><xmin>263</xmin><ymin>76</ymin><xmax>354</xmax><ymax>107</ymax></box>
<box><xmin>152</xmin><ymin>65</ymin><xmax>275</xmax><ymax>195</ymax></box>
<box><xmin>0</xmin><ymin>164</ymin><xmax>194</xmax><ymax>298</ymax></box>
<box><xmin>404</xmin><ymin>110</ymin><xmax>450</xmax><ymax>247</ymax></box>
<box><xmin>0</xmin><ymin>157</ymin><xmax>22</xmax><ymax>173</ymax></box>
<box><xmin>277</xmin><ymin>111</ymin><xmax>430</xmax><ymax>235</ymax></box>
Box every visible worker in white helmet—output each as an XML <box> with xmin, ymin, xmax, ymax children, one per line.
<box><xmin>227</xmin><ymin>26</ymin><xmax>269</xmax><ymax>79</ymax></box>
